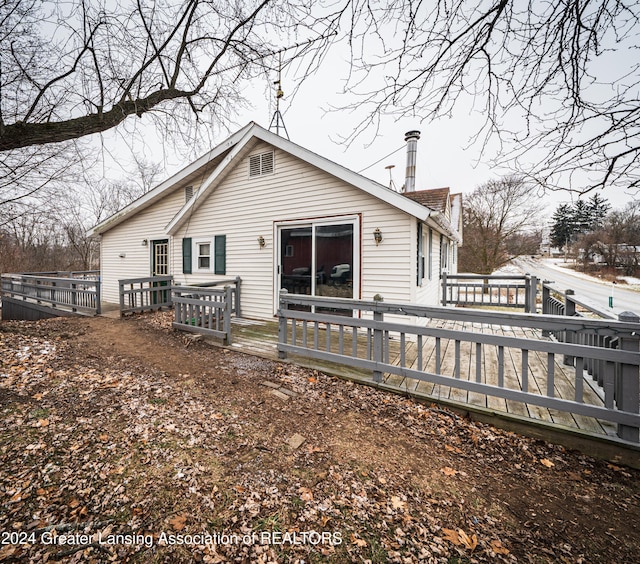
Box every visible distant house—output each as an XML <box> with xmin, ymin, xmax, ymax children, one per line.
<box><xmin>89</xmin><ymin>123</ymin><xmax>462</xmax><ymax>320</ymax></box>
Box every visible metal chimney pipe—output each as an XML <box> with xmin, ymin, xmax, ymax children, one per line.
<box><xmin>404</xmin><ymin>130</ymin><xmax>421</xmax><ymax>192</ymax></box>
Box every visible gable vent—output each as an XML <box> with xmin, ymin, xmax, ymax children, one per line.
<box><xmin>249</xmin><ymin>151</ymin><xmax>274</xmax><ymax>177</ymax></box>
<box><xmin>185</xmin><ymin>185</ymin><xmax>194</xmax><ymax>202</ymax></box>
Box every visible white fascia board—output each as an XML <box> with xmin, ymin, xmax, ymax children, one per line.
<box><xmin>165</xmin><ymin>129</ymin><xmax>257</xmax><ymax>235</ymax></box>
<box><xmin>87</xmin><ymin>123</ymin><xmax>255</xmax><ymax>237</ymax></box>
<box><xmin>425</xmin><ymin>212</ymin><xmax>462</xmax><ymax>243</ymax></box>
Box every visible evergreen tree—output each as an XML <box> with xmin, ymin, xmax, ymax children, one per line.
<box><xmin>572</xmin><ymin>200</ymin><xmax>592</xmax><ymax>235</ymax></box>
<box><xmin>550</xmin><ymin>203</ymin><xmax>575</xmax><ymax>249</ymax></box>
<box><xmin>550</xmin><ymin>195</ymin><xmax>611</xmax><ymax>250</ymax></box>
<box><xmin>587</xmin><ymin>193</ymin><xmax>611</xmax><ymax>231</ymax></box>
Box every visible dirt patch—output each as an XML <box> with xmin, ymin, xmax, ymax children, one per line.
<box><xmin>0</xmin><ymin>313</ymin><xmax>639</xmax><ymax>563</ymax></box>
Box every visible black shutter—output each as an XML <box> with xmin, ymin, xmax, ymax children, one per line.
<box><xmin>182</xmin><ymin>238</ymin><xmax>192</xmax><ymax>274</ymax></box>
<box><xmin>417</xmin><ymin>222</ymin><xmax>424</xmax><ymax>285</ymax></box>
<box><xmin>214</xmin><ymin>235</ymin><xmax>226</xmax><ymax>275</ymax></box>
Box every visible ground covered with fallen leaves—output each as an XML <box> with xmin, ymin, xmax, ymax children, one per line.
<box><xmin>0</xmin><ymin>313</ymin><xmax>639</xmax><ymax>563</ymax></box>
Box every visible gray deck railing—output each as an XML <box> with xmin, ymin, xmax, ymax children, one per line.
<box><xmin>441</xmin><ymin>273</ymin><xmax>538</xmax><ymax>312</ymax></box>
<box><xmin>118</xmin><ymin>276</ymin><xmax>241</xmax><ymax>318</ymax></box>
<box><xmin>172</xmin><ymin>285</ymin><xmax>234</xmax><ymax>344</ymax></box>
<box><xmin>541</xmin><ymin>281</ymin><xmax>618</xmax><ymax>320</ymax></box>
<box><xmin>119</xmin><ymin>276</ymin><xmax>174</xmax><ymax>316</ymax></box>
<box><xmin>540</xmin><ymin>281</ymin><xmax>633</xmax><ymax>376</ymax></box>
<box><xmin>22</xmin><ymin>270</ymin><xmax>100</xmax><ymax>280</ymax></box>
<box><xmin>1</xmin><ymin>273</ymin><xmax>101</xmax><ymax>315</ymax></box>
<box><xmin>189</xmin><ymin>277</ymin><xmax>242</xmax><ymax>317</ymax></box>
<box><xmin>278</xmin><ymin>291</ymin><xmax>640</xmax><ymax>444</ymax></box>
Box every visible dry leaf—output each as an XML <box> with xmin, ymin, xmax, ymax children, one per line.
<box><xmin>36</xmin><ymin>419</ymin><xmax>49</xmax><ymax>427</ymax></box>
<box><xmin>442</xmin><ymin>528</ymin><xmax>460</xmax><ymax>545</ymax></box>
<box><xmin>169</xmin><ymin>514</ymin><xmax>187</xmax><ymax>531</ymax></box>
<box><xmin>350</xmin><ymin>534</ymin><xmax>367</xmax><ymax>547</ymax></box>
<box><xmin>490</xmin><ymin>539</ymin><xmax>510</xmax><ymax>555</ymax></box>
<box><xmin>445</xmin><ymin>444</ymin><xmax>462</xmax><ymax>454</ymax></box>
<box><xmin>307</xmin><ymin>376</ymin><xmax>317</xmax><ymax>383</ymax></box>
<box><xmin>98</xmin><ymin>434</ymin><xmax>109</xmax><ymax>442</ymax></box>
<box><xmin>391</xmin><ymin>496</ymin><xmax>406</xmax><ymax>510</ymax></box>
<box><xmin>458</xmin><ymin>529</ymin><xmax>478</xmax><ymax>550</ymax></box>
<box><xmin>299</xmin><ymin>487</ymin><xmax>313</xmax><ymax>501</ymax></box>
<box><xmin>540</xmin><ymin>458</ymin><xmax>554</xmax><ymax>468</ymax></box>
<box><xmin>441</xmin><ymin>466</ymin><xmax>458</xmax><ymax>476</ymax></box>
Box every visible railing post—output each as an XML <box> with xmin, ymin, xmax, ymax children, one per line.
<box><xmin>563</xmin><ymin>289</ymin><xmax>576</xmax><ymax>366</ymax></box>
<box><xmin>278</xmin><ymin>289</ymin><xmax>288</xmax><ymax>359</ymax></box>
<box><xmin>50</xmin><ymin>280</ymin><xmax>56</xmax><ymax>308</ymax></box>
<box><xmin>523</xmin><ymin>274</ymin><xmax>537</xmax><ymax>313</ymax></box>
<box><xmin>541</xmin><ymin>281</ymin><xmax>551</xmax><ymax>336</ymax></box>
<box><xmin>223</xmin><ymin>285</ymin><xmax>232</xmax><ymax>345</ymax></box>
<box><xmin>441</xmin><ymin>272</ymin><xmax>448</xmax><ymax>306</ymax></box>
<box><xmin>542</xmin><ymin>282</ymin><xmax>551</xmax><ymax>315</ymax></box>
<box><xmin>616</xmin><ymin>311</ymin><xmax>640</xmax><ymax>443</ymax></box>
<box><xmin>373</xmin><ymin>307</ymin><xmax>384</xmax><ymax>383</ymax></box>
<box><xmin>173</xmin><ymin>287</ymin><xmax>181</xmax><ymax>325</ymax></box>
<box><xmin>95</xmin><ymin>278</ymin><xmax>102</xmax><ymax>315</ymax></box>
<box><xmin>235</xmin><ymin>276</ymin><xmax>242</xmax><ymax>317</ymax></box>
<box><xmin>119</xmin><ymin>281</ymin><xmax>125</xmax><ymax>318</ymax></box>
<box><xmin>528</xmin><ymin>275</ymin><xmax>538</xmax><ymax>313</ymax></box>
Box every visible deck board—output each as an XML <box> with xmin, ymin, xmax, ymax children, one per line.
<box><xmin>228</xmin><ymin>316</ymin><xmax>618</xmax><ymax>441</ymax></box>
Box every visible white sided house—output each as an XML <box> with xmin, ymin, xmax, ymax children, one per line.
<box><xmin>89</xmin><ymin>123</ymin><xmax>462</xmax><ymax>319</ymax></box>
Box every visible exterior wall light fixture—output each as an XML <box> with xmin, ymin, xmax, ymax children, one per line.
<box><xmin>258</xmin><ymin>235</ymin><xmax>266</xmax><ymax>248</ymax></box>
<box><xmin>373</xmin><ymin>228</ymin><xmax>383</xmax><ymax>246</ymax></box>
<box><xmin>142</xmin><ymin>239</ymin><xmax>148</xmax><ymax>246</ymax></box>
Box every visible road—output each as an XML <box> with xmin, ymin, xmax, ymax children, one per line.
<box><xmin>513</xmin><ymin>257</ymin><xmax>640</xmax><ymax>318</ymax></box>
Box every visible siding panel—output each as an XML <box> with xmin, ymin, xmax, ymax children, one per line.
<box><xmin>172</xmin><ymin>142</ymin><xmax>415</xmax><ymax>319</ymax></box>
<box><xmin>101</xmin><ymin>140</ymin><xmax>451</xmax><ymax>320</ymax></box>
<box><xmin>100</xmin><ymin>189</ymin><xmax>185</xmax><ymax>303</ymax></box>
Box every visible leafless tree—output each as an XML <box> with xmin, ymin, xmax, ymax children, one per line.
<box><xmin>459</xmin><ymin>175</ymin><xmax>543</xmax><ymax>274</ymax></box>
<box><xmin>577</xmin><ymin>200</ymin><xmax>640</xmax><ymax>274</ymax></box>
<box><xmin>0</xmin><ymin>0</ymin><xmax>333</xmax><ymax>216</ymax></box>
<box><xmin>338</xmin><ymin>0</ymin><xmax>640</xmax><ymax>194</ymax></box>
<box><xmin>61</xmin><ymin>169</ymin><xmax>160</xmax><ymax>271</ymax></box>
<box><xmin>0</xmin><ymin>0</ymin><xmax>324</xmax><ymax>151</ymax></box>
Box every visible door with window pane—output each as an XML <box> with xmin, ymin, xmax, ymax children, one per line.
<box><xmin>152</xmin><ymin>239</ymin><xmax>169</xmax><ymax>304</ymax></box>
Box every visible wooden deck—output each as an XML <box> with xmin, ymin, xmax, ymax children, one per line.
<box><xmin>228</xmin><ymin>317</ymin><xmax>617</xmax><ymax>440</ymax></box>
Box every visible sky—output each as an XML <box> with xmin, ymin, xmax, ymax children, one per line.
<box><xmin>100</xmin><ymin>23</ymin><xmax>637</xmax><ymax>218</ymax></box>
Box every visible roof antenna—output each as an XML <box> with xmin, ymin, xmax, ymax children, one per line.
<box><xmin>385</xmin><ymin>164</ymin><xmax>397</xmax><ymax>191</ymax></box>
<box><xmin>269</xmin><ymin>52</ymin><xmax>290</xmax><ymax>139</ymax></box>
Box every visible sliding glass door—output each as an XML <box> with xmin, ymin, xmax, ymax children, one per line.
<box><xmin>278</xmin><ymin>218</ymin><xmax>357</xmax><ymax>310</ymax></box>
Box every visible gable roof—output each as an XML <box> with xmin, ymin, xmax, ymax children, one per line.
<box><xmin>164</xmin><ymin>123</ymin><xmax>433</xmax><ymax>235</ymax></box>
<box><xmin>404</xmin><ymin>187</ymin><xmax>450</xmax><ymax>214</ymax></box>
<box><xmin>89</xmin><ymin>122</ymin><xmax>462</xmax><ymax>240</ymax></box>
<box><xmin>87</xmin><ymin>123</ymin><xmax>255</xmax><ymax>237</ymax></box>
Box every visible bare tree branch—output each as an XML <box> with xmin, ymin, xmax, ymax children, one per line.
<box><xmin>337</xmin><ymin>0</ymin><xmax>640</xmax><ymax>193</ymax></box>
<box><xmin>0</xmin><ymin>0</ymin><xmax>313</xmax><ymax>151</ymax></box>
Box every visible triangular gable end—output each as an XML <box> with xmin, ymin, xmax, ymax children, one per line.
<box><xmin>165</xmin><ymin>123</ymin><xmax>434</xmax><ymax>236</ymax></box>
<box><xmin>87</xmin><ymin>123</ymin><xmax>256</xmax><ymax>237</ymax></box>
